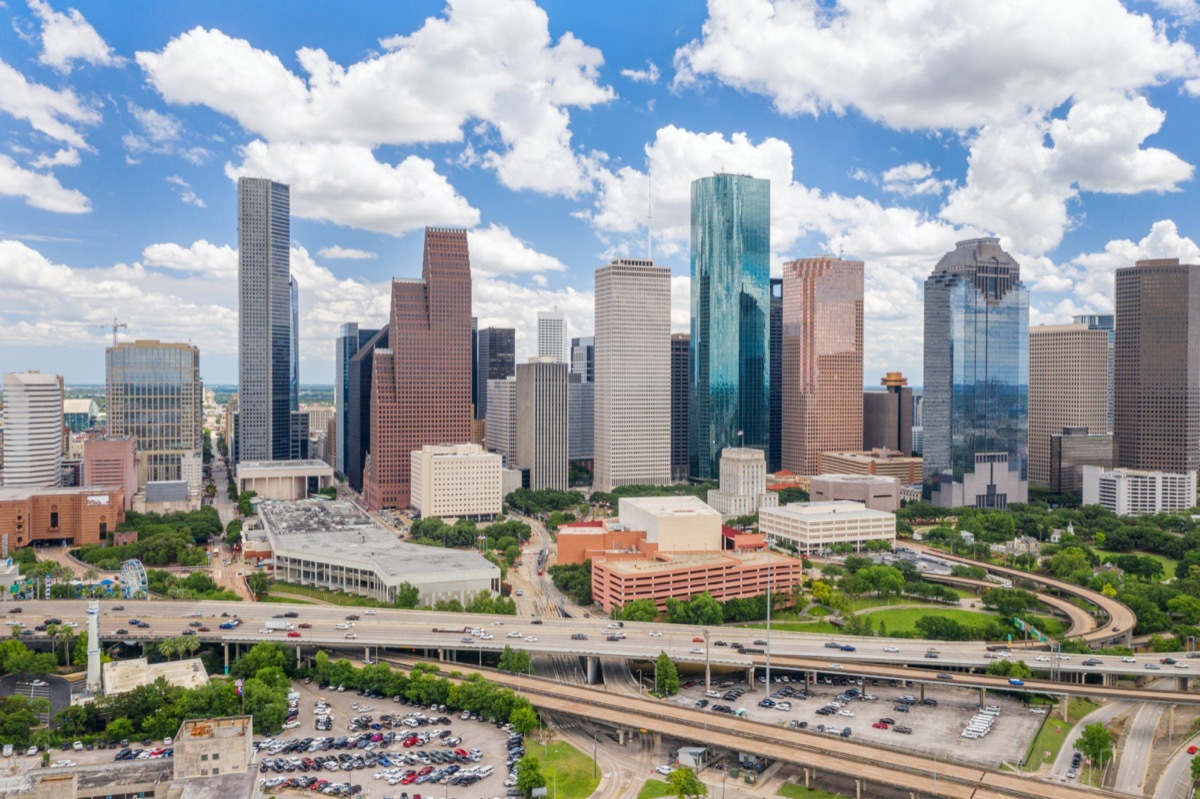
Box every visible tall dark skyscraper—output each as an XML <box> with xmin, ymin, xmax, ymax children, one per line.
<box><xmin>346</xmin><ymin>327</ymin><xmax>387</xmax><ymax>493</ymax></box>
<box><xmin>237</xmin><ymin>177</ymin><xmax>301</xmax><ymax>463</ymax></box>
<box><xmin>923</xmin><ymin>238</ymin><xmax>1029</xmax><ymax>508</ymax></box>
<box><xmin>768</xmin><ymin>277</ymin><xmax>782</xmax><ymax>472</ymax></box>
<box><xmin>671</xmin><ymin>333</ymin><xmax>690</xmax><ymax>482</ymax></box>
<box><xmin>863</xmin><ymin>373</ymin><xmax>914</xmax><ymax>454</ymax></box>
<box><xmin>476</xmin><ymin>327</ymin><xmax>516</xmax><ymax>420</ymax></box>
<box><xmin>1113</xmin><ymin>259</ymin><xmax>1200</xmax><ymax>474</ymax></box>
<box><xmin>336</xmin><ymin>323</ymin><xmax>380</xmax><ymax>476</ymax></box>
<box><xmin>365</xmin><ymin>228</ymin><xmax>473</xmax><ymax>510</ymax></box>
<box><xmin>688</xmin><ymin>173</ymin><xmax>771</xmax><ymax>482</ymax></box>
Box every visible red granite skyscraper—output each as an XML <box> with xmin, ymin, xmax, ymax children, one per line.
<box><xmin>364</xmin><ymin>228</ymin><xmax>473</xmax><ymax>510</ymax></box>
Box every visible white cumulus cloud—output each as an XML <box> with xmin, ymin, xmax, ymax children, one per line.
<box><xmin>621</xmin><ymin>62</ymin><xmax>660</xmax><ymax>84</ymax></box>
<box><xmin>318</xmin><ymin>246</ymin><xmax>377</xmax><ymax>261</ymax></box>
<box><xmin>0</xmin><ymin>58</ymin><xmax>99</xmax><ymax>149</ymax></box>
<box><xmin>0</xmin><ymin>154</ymin><xmax>90</xmax><ymax>213</ymax></box>
<box><xmin>28</xmin><ymin>0</ymin><xmax>124</xmax><ymax>73</ymax></box>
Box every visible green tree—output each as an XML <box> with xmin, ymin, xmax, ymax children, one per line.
<box><xmin>231</xmin><ymin>642</ymin><xmax>292</xmax><ymax>679</ymax></box>
<box><xmin>386</xmin><ymin>581</ymin><xmax>420</xmax><ymax>609</ymax></box>
<box><xmin>509</xmin><ymin>704</ymin><xmax>540</xmax><ymax>736</ymax></box>
<box><xmin>245</xmin><ymin>571</ymin><xmax>270</xmax><ymax>599</ymax></box>
<box><xmin>1190</xmin><ymin>754</ymin><xmax>1200</xmax><ymax>796</ymax></box>
<box><xmin>242</xmin><ymin>674</ymin><xmax>288</xmax><ymax>734</ymax></box>
<box><xmin>686</xmin><ymin>593</ymin><xmax>724</xmax><ymax>626</ymax></box>
<box><xmin>616</xmin><ymin>599</ymin><xmax>659</xmax><ymax>622</ymax></box>
<box><xmin>498</xmin><ymin>646</ymin><xmax>532</xmax><ymax>675</ymax></box>
<box><xmin>515</xmin><ymin>755</ymin><xmax>547</xmax><ymax>798</ymax></box>
<box><xmin>105</xmin><ymin>716</ymin><xmax>136</xmax><ymax>742</ymax></box>
<box><xmin>654</xmin><ymin>651</ymin><xmax>680</xmax><ymax>696</ymax></box>
<box><xmin>985</xmin><ymin>659</ymin><xmax>1033</xmax><ymax>679</ymax></box>
<box><xmin>1077</xmin><ymin>722</ymin><xmax>1114</xmax><ymax>768</ymax></box>
<box><xmin>225</xmin><ymin>519</ymin><xmax>243</xmax><ymax>546</ymax></box>
<box><xmin>668</xmin><ymin>767</ymin><xmax>708</xmax><ymax>798</ymax></box>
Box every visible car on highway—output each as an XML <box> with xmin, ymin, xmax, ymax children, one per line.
<box><xmin>840</xmin><ymin>645</ymin><xmax>856</xmax><ymax>652</ymax></box>
<box><xmin>181</xmin><ymin>629</ymin><xmax>195</xmax><ymax>636</ymax></box>
<box><xmin>1121</xmin><ymin>656</ymin><xmax>1136</xmax><ymax>663</ymax></box>
<box><xmin>753</xmin><ymin>639</ymin><xmax>767</xmax><ymax>646</ymax></box>
<box><xmin>923</xmin><ymin>652</ymin><xmax>939</xmax><ymax>659</ymax></box>
<box><xmin>259</xmin><ymin>628</ymin><xmax>274</xmax><ymax>634</ymax></box>
<box><xmin>648</xmin><ymin>631</ymin><xmax>662</xmax><ymax>637</ymax></box>
<box><xmin>507</xmin><ymin>630</ymin><xmax>522</xmax><ymax>638</ymax></box>
<box><xmin>111</xmin><ymin>606</ymin><xmax>123</xmax><ymax>611</ymax></box>
<box><xmin>1082</xmin><ymin>658</ymin><xmax>1101</xmax><ymax>666</ymax></box>
<box><xmin>531</xmin><ymin>619</ymin><xmax>544</xmax><ymax>625</ymax></box>
<box><xmin>692</xmin><ymin>637</ymin><xmax>704</xmax><ymax>643</ymax></box>
<box><xmin>188</xmin><ymin>621</ymin><xmax>202</xmax><ymax>627</ymax></box>
<box><xmin>824</xmin><ymin>642</ymin><xmax>841</xmax><ymax>649</ymax></box>
<box><xmin>1189</xmin><ymin>745</ymin><xmax>1198</xmax><ymax>755</ymax></box>
<box><xmin>299</xmin><ymin>623</ymin><xmax>312</xmax><ymax>629</ymax></box>
<box><xmin>1146</xmin><ymin>663</ymin><xmax>1162</xmax><ymax>670</ymax></box>
<box><xmin>1161</xmin><ymin>657</ymin><xmax>1178</xmax><ymax>665</ymax></box>
<box><xmin>827</xmin><ymin>663</ymin><xmax>842</xmax><ymax>669</ymax></box>
<box><xmin>526</xmin><ymin>636</ymin><xmax>538</xmax><ymax>642</ymax></box>
<box><xmin>345</xmin><ymin>615</ymin><xmax>360</xmax><ymax>621</ymax></box>
<box><xmin>570</xmin><ymin>633</ymin><xmax>588</xmax><ymax>641</ymax></box>
<box><xmin>936</xmin><ymin>673</ymin><xmax>953</xmax><ymax>681</ymax></box>
<box><xmin>1177</xmin><ymin>662</ymin><xmax>1191</xmax><ymax>669</ymax></box>
<box><xmin>872</xmin><ymin>721</ymin><xmax>888</xmax><ymax>730</ymax></box>
<box><xmin>116</xmin><ymin>629</ymin><xmax>128</xmax><ymax>635</ymax></box>
<box><xmin>345</xmin><ymin>633</ymin><xmax>357</xmax><ymax>639</ymax></box>
<box><xmin>287</xmin><ymin>631</ymin><xmax>302</xmax><ymax>638</ymax></box>
<box><xmin>1008</xmin><ymin>678</ymin><xmax>1025</xmax><ymax>686</ymax></box>
<box><xmin>714</xmin><ymin>640</ymin><xmax>727</xmax><ymax>647</ymax></box>
<box><xmin>883</xmin><ymin>646</ymin><xmax>899</xmax><ymax>653</ymax></box>
<box><xmin>1035</xmin><ymin>655</ymin><xmax>1050</xmax><ymax>662</ymax></box>
<box><xmin>197</xmin><ymin>626</ymin><xmax>210</xmax><ymax>632</ymax></box>
<box><xmin>690</xmin><ymin>647</ymin><xmax>703</xmax><ymax>654</ymax></box>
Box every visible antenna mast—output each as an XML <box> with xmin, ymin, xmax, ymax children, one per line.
<box><xmin>647</xmin><ymin>164</ymin><xmax>653</xmax><ymax>261</ymax></box>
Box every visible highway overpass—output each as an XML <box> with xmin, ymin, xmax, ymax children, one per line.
<box><xmin>6</xmin><ymin>599</ymin><xmax>1198</xmax><ymax>702</ymax></box>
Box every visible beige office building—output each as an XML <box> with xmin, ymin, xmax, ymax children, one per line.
<box><xmin>486</xmin><ymin>378</ymin><xmax>518</xmax><ymax>467</ymax></box>
<box><xmin>782</xmin><ymin>256</ymin><xmax>864</xmax><ymax>476</ymax></box>
<box><xmin>760</xmin><ymin>500</ymin><xmax>896</xmax><ymax>554</ymax></box>
<box><xmin>1029</xmin><ymin>324</ymin><xmax>1110</xmax><ymax>488</ymax></box>
<box><xmin>594</xmin><ymin>259</ymin><xmax>671</xmax><ymax>492</ymax></box>
<box><xmin>410</xmin><ymin>443</ymin><xmax>502</xmax><ymax>520</ymax></box>
<box><xmin>515</xmin><ymin>357</ymin><xmax>568</xmax><ymax>490</ymax></box>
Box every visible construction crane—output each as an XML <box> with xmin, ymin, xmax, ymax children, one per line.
<box><xmin>97</xmin><ymin>317</ymin><xmax>127</xmax><ymax>347</ymax></box>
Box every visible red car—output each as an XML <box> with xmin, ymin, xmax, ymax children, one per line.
<box><xmin>197</xmin><ymin>626</ymin><xmax>210</xmax><ymax>632</ymax></box>
<box><xmin>872</xmin><ymin>722</ymin><xmax>889</xmax><ymax>730</ymax></box>
<box><xmin>299</xmin><ymin>623</ymin><xmax>312</xmax><ymax>629</ymax></box>
<box><xmin>287</xmin><ymin>631</ymin><xmax>302</xmax><ymax>638</ymax></box>
<box><xmin>1189</xmin><ymin>745</ymin><xmax>1198</xmax><ymax>755</ymax></box>
<box><xmin>401</xmin><ymin>772</ymin><xmax>418</xmax><ymax>785</ymax></box>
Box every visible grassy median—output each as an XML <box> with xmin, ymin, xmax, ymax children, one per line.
<box><xmin>1022</xmin><ymin>698</ymin><xmax>1100</xmax><ymax>773</ymax></box>
<box><xmin>526</xmin><ymin>738</ymin><xmax>601</xmax><ymax>799</ymax></box>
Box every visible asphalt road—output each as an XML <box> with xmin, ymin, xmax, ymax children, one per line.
<box><xmin>1114</xmin><ymin>701</ymin><xmax>1165</xmax><ymax>794</ymax></box>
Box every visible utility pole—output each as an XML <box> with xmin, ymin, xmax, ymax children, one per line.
<box><xmin>765</xmin><ymin>533</ymin><xmax>772</xmax><ymax>694</ymax></box>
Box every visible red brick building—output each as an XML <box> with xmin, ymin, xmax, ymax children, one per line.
<box><xmin>0</xmin><ymin>486</ymin><xmax>125</xmax><ymax>549</ymax></box>
<box><xmin>365</xmin><ymin>228</ymin><xmax>473</xmax><ymax>510</ymax></box>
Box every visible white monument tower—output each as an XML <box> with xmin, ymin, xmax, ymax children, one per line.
<box><xmin>86</xmin><ymin>600</ymin><xmax>101</xmax><ymax>693</ymax></box>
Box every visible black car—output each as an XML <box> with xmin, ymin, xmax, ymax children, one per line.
<box><xmin>570</xmin><ymin>633</ymin><xmax>587</xmax><ymax>640</ymax></box>
<box><xmin>531</xmin><ymin>619</ymin><xmax>544</xmax><ymax>625</ymax></box>
<box><xmin>879</xmin><ymin>717</ymin><xmax>895</xmax><ymax>725</ymax></box>
<box><xmin>110</xmin><ymin>606</ymin><xmax>123</xmax><ymax>611</ymax></box>
<box><xmin>753</xmin><ymin>639</ymin><xmax>767</xmax><ymax>646</ymax></box>
<box><xmin>894</xmin><ymin>705</ymin><xmax>909</xmax><ymax>713</ymax></box>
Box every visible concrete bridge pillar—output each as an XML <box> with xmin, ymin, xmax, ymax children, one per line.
<box><xmin>223</xmin><ymin>642</ymin><xmax>229</xmax><ymax>675</ymax></box>
<box><xmin>1059</xmin><ymin>695</ymin><xmax>1069</xmax><ymax>721</ymax></box>
<box><xmin>855</xmin><ymin>778</ymin><xmax>862</xmax><ymax>799</ymax></box>
<box><xmin>1103</xmin><ymin>672</ymin><xmax>1117</xmax><ymax>688</ymax></box>
<box><xmin>919</xmin><ymin>683</ymin><xmax>925</xmax><ymax>703</ymax></box>
<box><xmin>1178</xmin><ymin>676</ymin><xmax>1190</xmax><ymax>692</ymax></box>
<box><xmin>979</xmin><ymin>687</ymin><xmax>986</xmax><ymax>707</ymax></box>
<box><xmin>747</xmin><ymin>666</ymin><xmax>755</xmax><ymax>686</ymax></box>
<box><xmin>296</xmin><ymin>644</ymin><xmax>302</xmax><ymax>668</ymax></box>
<box><xmin>586</xmin><ymin>656</ymin><xmax>600</xmax><ymax>685</ymax></box>
<box><xmin>617</xmin><ymin>728</ymin><xmax>625</xmax><ymax>746</ymax></box>
<box><xmin>803</xmin><ymin>768</ymin><xmax>811</xmax><ymax>787</ymax></box>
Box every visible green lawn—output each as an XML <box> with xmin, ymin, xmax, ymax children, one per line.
<box><xmin>1022</xmin><ymin>698</ymin><xmax>1100</xmax><ymax>773</ymax></box>
<box><xmin>1026</xmin><ymin>614</ymin><xmax>1068</xmax><ymax>637</ymax></box>
<box><xmin>270</xmin><ymin>581</ymin><xmax>388</xmax><ymax>607</ymax></box>
<box><xmin>525</xmin><ymin>738</ymin><xmax>601</xmax><ymax>799</ymax></box>
<box><xmin>637</xmin><ymin>780</ymin><xmax>674</xmax><ymax>799</ymax></box>
<box><xmin>778</xmin><ymin>783</ymin><xmax>847</xmax><ymax>799</ymax></box>
<box><xmin>860</xmin><ymin>606</ymin><xmax>1000</xmax><ymax>634</ymax></box>
<box><xmin>807</xmin><ymin>606</ymin><xmax>833</xmax><ymax>617</ymax></box>
<box><xmin>258</xmin><ymin>594</ymin><xmax>313</xmax><ymax>604</ymax></box>
<box><xmin>744</xmin><ymin>621</ymin><xmax>841</xmax><ymax>634</ymax></box>
<box><xmin>1094</xmin><ymin>548</ymin><xmax>1180</xmax><ymax>580</ymax></box>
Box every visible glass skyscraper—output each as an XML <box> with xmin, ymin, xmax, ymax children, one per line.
<box><xmin>688</xmin><ymin>174</ymin><xmax>771</xmax><ymax>482</ymax></box>
<box><xmin>335</xmin><ymin>323</ymin><xmax>380</xmax><ymax>476</ymax></box>
<box><xmin>923</xmin><ymin>238</ymin><xmax>1029</xmax><ymax>508</ymax></box>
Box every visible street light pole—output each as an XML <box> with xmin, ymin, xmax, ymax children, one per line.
<box><xmin>704</xmin><ymin>628</ymin><xmax>711</xmax><ymax>693</ymax></box>
<box><xmin>765</xmin><ymin>534</ymin><xmax>772</xmax><ymax>695</ymax></box>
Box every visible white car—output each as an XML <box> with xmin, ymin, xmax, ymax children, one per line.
<box><xmin>260</xmin><ymin>628</ymin><xmax>274</xmax><ymax>634</ymax></box>
<box><xmin>507</xmin><ymin>630</ymin><xmax>522</xmax><ymax>638</ymax></box>
<box><xmin>479</xmin><ymin>633</ymin><xmax>494</xmax><ymax>640</ymax></box>
<box><xmin>883</xmin><ymin>646</ymin><xmax>899</xmax><ymax>653</ymax></box>
<box><xmin>827</xmin><ymin>663</ymin><xmax>843</xmax><ymax>669</ymax></box>
<box><xmin>1122</xmin><ymin>656</ymin><xmax>1136</xmax><ymax>663</ymax></box>
<box><xmin>1035</xmin><ymin>655</ymin><xmax>1050</xmax><ymax>662</ymax></box>
<box><xmin>649</xmin><ymin>631</ymin><xmax>663</xmax><ymax>637</ymax></box>
<box><xmin>1176</xmin><ymin>662</ymin><xmax>1190</xmax><ymax>669</ymax></box>
<box><xmin>526</xmin><ymin>636</ymin><xmax>538</xmax><ymax>642</ymax></box>
<box><xmin>690</xmin><ymin>647</ymin><xmax>703</xmax><ymax>654</ymax></box>
<box><xmin>365</xmin><ymin>609</ymin><xmax>377</xmax><ymax>615</ymax></box>
<box><xmin>838</xmin><ymin>709</ymin><xmax>854</xmax><ymax>717</ymax></box>
<box><xmin>655</xmin><ymin>765</ymin><xmax>674</xmax><ymax>775</ymax></box>
<box><xmin>1056</xmin><ymin>655</ymin><xmax>1069</xmax><ymax>661</ymax></box>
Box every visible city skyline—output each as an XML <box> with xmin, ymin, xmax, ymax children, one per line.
<box><xmin>3</xmin><ymin>2</ymin><xmax>1200</xmax><ymax>386</ymax></box>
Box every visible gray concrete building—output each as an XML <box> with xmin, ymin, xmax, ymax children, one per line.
<box><xmin>568</xmin><ymin>375</ymin><xmax>594</xmax><ymax>462</ymax></box>
<box><xmin>486</xmin><ymin>377</ymin><xmax>517</xmax><ymax>467</ymax></box>
<box><xmin>863</xmin><ymin>372</ymin><xmax>913</xmax><ymax>455</ymax></box>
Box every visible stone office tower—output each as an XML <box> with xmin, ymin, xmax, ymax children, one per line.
<box><xmin>1113</xmin><ymin>259</ymin><xmax>1200</xmax><ymax>475</ymax></box>
<box><xmin>364</xmin><ymin>228</ymin><xmax>473</xmax><ymax>510</ymax></box>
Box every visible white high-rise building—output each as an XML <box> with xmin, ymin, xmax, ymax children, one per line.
<box><xmin>707</xmin><ymin>447</ymin><xmax>778</xmax><ymax>516</ymax></box>
<box><xmin>537</xmin><ymin>311</ymin><xmax>566</xmax><ymax>363</ymax></box>
<box><xmin>2</xmin><ymin>371</ymin><xmax>63</xmax><ymax>488</ymax></box>
<box><xmin>410</xmin><ymin>443</ymin><xmax>503</xmax><ymax>520</ymax></box>
<box><xmin>594</xmin><ymin>259</ymin><xmax>671</xmax><ymax>492</ymax></box>
<box><xmin>1083</xmin><ymin>466</ymin><xmax>1197</xmax><ymax>516</ymax></box>
<box><xmin>486</xmin><ymin>378</ymin><xmax>518</xmax><ymax>468</ymax></box>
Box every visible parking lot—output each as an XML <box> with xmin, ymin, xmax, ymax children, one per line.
<box><xmin>667</xmin><ymin>670</ymin><xmax>1044</xmax><ymax>767</ymax></box>
<box><xmin>260</xmin><ymin>676</ymin><xmax>521</xmax><ymax>798</ymax></box>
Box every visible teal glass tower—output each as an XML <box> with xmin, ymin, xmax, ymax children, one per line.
<box><xmin>923</xmin><ymin>238</ymin><xmax>1029</xmax><ymax>508</ymax></box>
<box><xmin>688</xmin><ymin>174</ymin><xmax>771</xmax><ymax>482</ymax></box>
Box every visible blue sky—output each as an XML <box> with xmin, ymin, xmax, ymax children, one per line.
<box><xmin>2</xmin><ymin>0</ymin><xmax>1200</xmax><ymax>386</ymax></box>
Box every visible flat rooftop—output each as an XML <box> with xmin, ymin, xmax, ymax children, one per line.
<box><xmin>178</xmin><ymin>715</ymin><xmax>253</xmax><ymax>742</ymax></box>
<box><xmin>821</xmin><ymin>450</ymin><xmax>922</xmax><ymax>463</ymax></box>
<box><xmin>236</xmin><ymin>459</ymin><xmax>333</xmax><ymax>472</ymax></box>
<box><xmin>0</xmin><ymin>485</ymin><xmax>121</xmax><ymax>502</ymax></box>
<box><xmin>104</xmin><ymin>657</ymin><xmax>209</xmax><ymax>695</ymax></box>
<box><xmin>600</xmin><ymin>548</ymin><xmax>796</xmax><ymax>574</ymax></box>
<box><xmin>619</xmin><ymin>495</ymin><xmax>721</xmax><ymax>518</ymax></box>
<box><xmin>259</xmin><ymin>499</ymin><xmax>498</xmax><ymax>583</ymax></box>
<box><xmin>813</xmin><ymin>473</ymin><xmax>900</xmax><ymax>485</ymax></box>
<box><xmin>765</xmin><ymin>500</ymin><xmax>895</xmax><ymax>521</ymax></box>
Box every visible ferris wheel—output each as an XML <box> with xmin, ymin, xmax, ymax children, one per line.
<box><xmin>119</xmin><ymin>559</ymin><xmax>148</xmax><ymax>599</ymax></box>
